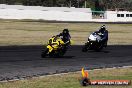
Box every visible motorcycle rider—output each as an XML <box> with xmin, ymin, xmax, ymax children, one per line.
<box><xmin>94</xmin><ymin>25</ymin><xmax>108</xmax><ymax>47</ymax></box>
<box><xmin>58</xmin><ymin>28</ymin><xmax>71</xmax><ymax>44</ymax></box>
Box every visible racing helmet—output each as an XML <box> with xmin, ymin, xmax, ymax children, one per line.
<box><xmin>99</xmin><ymin>25</ymin><xmax>106</xmax><ymax>33</ymax></box>
<box><xmin>63</xmin><ymin>28</ymin><xmax>69</xmax><ymax>34</ymax></box>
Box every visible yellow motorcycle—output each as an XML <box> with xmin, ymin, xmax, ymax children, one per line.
<box><xmin>41</xmin><ymin>36</ymin><xmax>71</xmax><ymax>58</ymax></box>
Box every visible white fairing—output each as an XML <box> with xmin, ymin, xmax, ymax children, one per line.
<box><xmin>89</xmin><ymin>33</ymin><xmax>101</xmax><ymax>41</ymax></box>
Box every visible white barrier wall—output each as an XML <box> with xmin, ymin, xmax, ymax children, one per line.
<box><xmin>0</xmin><ymin>4</ymin><xmax>92</xmax><ymax>21</ymax></box>
<box><xmin>0</xmin><ymin>4</ymin><xmax>132</xmax><ymax>22</ymax></box>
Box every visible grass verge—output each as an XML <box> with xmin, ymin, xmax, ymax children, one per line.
<box><xmin>0</xmin><ymin>20</ymin><xmax>132</xmax><ymax>45</ymax></box>
<box><xmin>0</xmin><ymin>67</ymin><xmax>132</xmax><ymax>88</ymax></box>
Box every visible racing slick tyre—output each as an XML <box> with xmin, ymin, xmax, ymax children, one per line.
<box><xmin>82</xmin><ymin>43</ymin><xmax>89</xmax><ymax>52</ymax></box>
<box><xmin>41</xmin><ymin>48</ymin><xmax>49</xmax><ymax>58</ymax></box>
<box><xmin>95</xmin><ymin>43</ymin><xmax>104</xmax><ymax>52</ymax></box>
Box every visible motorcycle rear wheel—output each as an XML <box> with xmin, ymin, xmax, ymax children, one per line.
<box><xmin>95</xmin><ymin>43</ymin><xmax>103</xmax><ymax>52</ymax></box>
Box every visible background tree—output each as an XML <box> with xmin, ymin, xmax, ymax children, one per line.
<box><xmin>0</xmin><ymin>0</ymin><xmax>132</xmax><ymax>11</ymax></box>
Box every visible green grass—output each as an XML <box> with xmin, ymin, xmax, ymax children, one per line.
<box><xmin>0</xmin><ymin>67</ymin><xmax>132</xmax><ymax>88</ymax></box>
<box><xmin>0</xmin><ymin>20</ymin><xmax>132</xmax><ymax>46</ymax></box>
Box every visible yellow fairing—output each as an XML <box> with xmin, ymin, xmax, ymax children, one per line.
<box><xmin>57</xmin><ymin>39</ymin><xmax>64</xmax><ymax>45</ymax></box>
<box><xmin>47</xmin><ymin>45</ymin><xmax>53</xmax><ymax>52</ymax></box>
<box><xmin>47</xmin><ymin>37</ymin><xmax>64</xmax><ymax>52</ymax></box>
<box><xmin>51</xmin><ymin>44</ymin><xmax>58</xmax><ymax>50</ymax></box>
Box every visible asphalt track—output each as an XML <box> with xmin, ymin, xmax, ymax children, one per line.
<box><xmin>0</xmin><ymin>45</ymin><xmax>132</xmax><ymax>81</ymax></box>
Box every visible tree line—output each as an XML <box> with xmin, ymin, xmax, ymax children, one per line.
<box><xmin>0</xmin><ymin>0</ymin><xmax>87</xmax><ymax>8</ymax></box>
<box><xmin>0</xmin><ymin>0</ymin><xmax>132</xmax><ymax>11</ymax></box>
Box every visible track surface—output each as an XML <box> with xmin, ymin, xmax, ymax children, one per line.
<box><xmin>0</xmin><ymin>45</ymin><xmax>132</xmax><ymax>80</ymax></box>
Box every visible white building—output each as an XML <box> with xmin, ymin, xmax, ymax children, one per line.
<box><xmin>0</xmin><ymin>4</ymin><xmax>92</xmax><ymax>21</ymax></box>
<box><xmin>0</xmin><ymin>4</ymin><xmax>132</xmax><ymax>22</ymax></box>
<box><xmin>104</xmin><ymin>11</ymin><xmax>132</xmax><ymax>22</ymax></box>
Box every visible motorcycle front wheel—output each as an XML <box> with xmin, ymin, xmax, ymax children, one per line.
<box><xmin>82</xmin><ymin>43</ymin><xmax>89</xmax><ymax>52</ymax></box>
<box><xmin>41</xmin><ymin>48</ymin><xmax>49</xmax><ymax>58</ymax></box>
<box><xmin>82</xmin><ymin>46</ymin><xmax>88</xmax><ymax>52</ymax></box>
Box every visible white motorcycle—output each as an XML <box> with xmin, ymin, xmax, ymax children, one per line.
<box><xmin>82</xmin><ymin>32</ymin><xmax>105</xmax><ymax>52</ymax></box>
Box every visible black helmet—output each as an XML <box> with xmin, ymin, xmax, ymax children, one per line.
<box><xmin>63</xmin><ymin>28</ymin><xmax>69</xmax><ymax>34</ymax></box>
<box><xmin>99</xmin><ymin>25</ymin><xmax>106</xmax><ymax>33</ymax></box>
